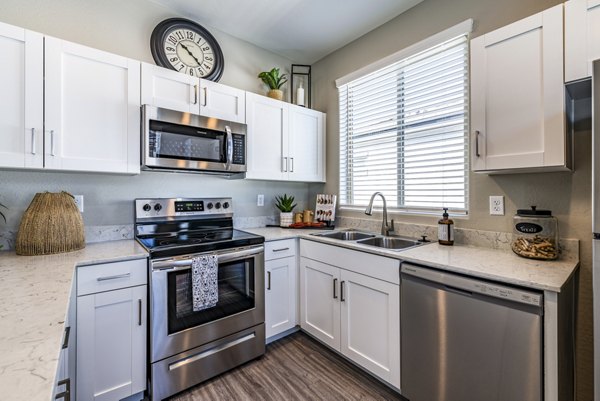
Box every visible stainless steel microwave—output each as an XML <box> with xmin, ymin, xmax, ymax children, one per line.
<box><xmin>142</xmin><ymin>105</ymin><xmax>247</xmax><ymax>176</ymax></box>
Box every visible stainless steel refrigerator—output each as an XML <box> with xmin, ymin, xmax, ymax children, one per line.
<box><xmin>593</xmin><ymin>59</ymin><xmax>600</xmax><ymax>401</ymax></box>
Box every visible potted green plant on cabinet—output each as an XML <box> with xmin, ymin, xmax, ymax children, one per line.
<box><xmin>258</xmin><ymin>68</ymin><xmax>288</xmax><ymax>101</ymax></box>
<box><xmin>275</xmin><ymin>194</ymin><xmax>296</xmax><ymax>227</ymax></box>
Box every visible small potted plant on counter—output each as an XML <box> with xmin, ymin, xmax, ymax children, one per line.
<box><xmin>275</xmin><ymin>194</ymin><xmax>296</xmax><ymax>227</ymax></box>
<box><xmin>258</xmin><ymin>67</ymin><xmax>288</xmax><ymax>101</ymax></box>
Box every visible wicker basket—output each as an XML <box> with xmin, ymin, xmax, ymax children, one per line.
<box><xmin>16</xmin><ymin>191</ymin><xmax>85</xmax><ymax>256</ymax></box>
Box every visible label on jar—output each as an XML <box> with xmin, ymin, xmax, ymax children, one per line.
<box><xmin>515</xmin><ymin>222</ymin><xmax>543</xmax><ymax>234</ymax></box>
<box><xmin>438</xmin><ymin>224</ymin><xmax>454</xmax><ymax>241</ymax></box>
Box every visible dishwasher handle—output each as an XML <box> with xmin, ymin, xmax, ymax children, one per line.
<box><xmin>401</xmin><ymin>263</ymin><xmax>543</xmax><ymax>309</ymax></box>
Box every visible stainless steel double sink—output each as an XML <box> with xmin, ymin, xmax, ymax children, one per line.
<box><xmin>312</xmin><ymin>230</ymin><xmax>425</xmax><ymax>251</ymax></box>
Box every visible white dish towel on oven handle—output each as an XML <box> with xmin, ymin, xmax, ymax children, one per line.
<box><xmin>191</xmin><ymin>254</ymin><xmax>219</xmax><ymax>311</ymax></box>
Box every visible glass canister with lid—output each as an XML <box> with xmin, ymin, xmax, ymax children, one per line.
<box><xmin>511</xmin><ymin>206</ymin><xmax>559</xmax><ymax>260</ymax></box>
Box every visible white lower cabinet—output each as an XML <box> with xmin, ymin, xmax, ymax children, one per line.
<box><xmin>76</xmin><ymin>259</ymin><xmax>147</xmax><ymax>401</ymax></box>
<box><xmin>300</xmin><ymin>257</ymin><xmax>341</xmax><ymax>349</ymax></box>
<box><xmin>299</xmin><ymin>239</ymin><xmax>400</xmax><ymax>389</ymax></box>
<box><xmin>265</xmin><ymin>239</ymin><xmax>298</xmax><ymax>339</ymax></box>
<box><xmin>340</xmin><ymin>269</ymin><xmax>400</xmax><ymax>385</ymax></box>
<box><xmin>53</xmin><ymin>281</ymin><xmax>76</xmax><ymax>400</ymax></box>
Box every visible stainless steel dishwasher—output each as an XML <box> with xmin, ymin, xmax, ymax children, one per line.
<box><xmin>400</xmin><ymin>263</ymin><xmax>543</xmax><ymax>401</ymax></box>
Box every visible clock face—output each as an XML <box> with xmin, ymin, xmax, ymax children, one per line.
<box><xmin>162</xmin><ymin>28</ymin><xmax>215</xmax><ymax>78</ymax></box>
<box><xmin>151</xmin><ymin>18</ymin><xmax>224</xmax><ymax>82</ymax></box>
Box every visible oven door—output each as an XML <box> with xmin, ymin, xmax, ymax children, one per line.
<box><xmin>150</xmin><ymin>245</ymin><xmax>264</xmax><ymax>363</ymax></box>
<box><xmin>142</xmin><ymin>105</ymin><xmax>246</xmax><ymax>173</ymax></box>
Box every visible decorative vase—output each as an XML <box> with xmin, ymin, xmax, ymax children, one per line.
<box><xmin>280</xmin><ymin>212</ymin><xmax>293</xmax><ymax>227</ymax></box>
<box><xmin>16</xmin><ymin>191</ymin><xmax>85</xmax><ymax>255</ymax></box>
<box><xmin>267</xmin><ymin>89</ymin><xmax>284</xmax><ymax>101</ymax></box>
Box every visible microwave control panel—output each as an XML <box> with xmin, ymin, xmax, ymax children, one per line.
<box><xmin>232</xmin><ymin>134</ymin><xmax>245</xmax><ymax>165</ymax></box>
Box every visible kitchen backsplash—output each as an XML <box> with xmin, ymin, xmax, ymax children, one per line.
<box><xmin>1</xmin><ymin>214</ymin><xmax>578</xmax><ymax>262</ymax></box>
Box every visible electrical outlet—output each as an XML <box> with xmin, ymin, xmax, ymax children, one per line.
<box><xmin>73</xmin><ymin>195</ymin><xmax>84</xmax><ymax>213</ymax></box>
<box><xmin>489</xmin><ymin>195</ymin><xmax>504</xmax><ymax>215</ymax></box>
<box><xmin>257</xmin><ymin>194</ymin><xmax>264</xmax><ymax>207</ymax></box>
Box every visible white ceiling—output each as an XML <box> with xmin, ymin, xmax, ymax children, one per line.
<box><xmin>150</xmin><ymin>0</ymin><xmax>424</xmax><ymax>63</ymax></box>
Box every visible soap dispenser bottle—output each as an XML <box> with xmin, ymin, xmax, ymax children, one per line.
<box><xmin>438</xmin><ymin>207</ymin><xmax>454</xmax><ymax>246</ymax></box>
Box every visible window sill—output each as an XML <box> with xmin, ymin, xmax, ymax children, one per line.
<box><xmin>339</xmin><ymin>205</ymin><xmax>469</xmax><ymax>219</ymax></box>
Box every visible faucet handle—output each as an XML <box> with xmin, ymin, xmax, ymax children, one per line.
<box><xmin>389</xmin><ymin>219</ymin><xmax>395</xmax><ymax>233</ymax></box>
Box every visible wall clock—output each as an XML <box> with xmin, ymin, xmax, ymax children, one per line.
<box><xmin>150</xmin><ymin>18</ymin><xmax>224</xmax><ymax>81</ymax></box>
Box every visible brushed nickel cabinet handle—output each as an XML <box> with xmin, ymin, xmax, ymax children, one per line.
<box><xmin>62</xmin><ymin>326</ymin><xmax>70</xmax><ymax>349</ymax></box>
<box><xmin>193</xmin><ymin>84</ymin><xmax>198</xmax><ymax>104</ymax></box>
<box><xmin>50</xmin><ymin>130</ymin><xmax>56</xmax><ymax>156</ymax></box>
<box><xmin>340</xmin><ymin>280</ymin><xmax>345</xmax><ymax>302</ymax></box>
<box><xmin>282</xmin><ymin>157</ymin><xmax>288</xmax><ymax>172</ymax></box>
<box><xmin>31</xmin><ymin>128</ymin><xmax>36</xmax><ymax>155</ymax></box>
<box><xmin>272</xmin><ymin>247</ymin><xmax>289</xmax><ymax>252</ymax></box>
<box><xmin>475</xmin><ymin>130</ymin><xmax>481</xmax><ymax>158</ymax></box>
<box><xmin>290</xmin><ymin>157</ymin><xmax>294</xmax><ymax>172</ymax></box>
<box><xmin>267</xmin><ymin>271</ymin><xmax>271</xmax><ymax>290</ymax></box>
<box><xmin>55</xmin><ymin>378</ymin><xmax>70</xmax><ymax>401</ymax></box>
<box><xmin>96</xmin><ymin>273</ymin><xmax>131</xmax><ymax>282</ymax></box>
<box><xmin>203</xmin><ymin>87</ymin><xmax>208</xmax><ymax>107</ymax></box>
<box><xmin>333</xmin><ymin>278</ymin><xmax>338</xmax><ymax>299</ymax></box>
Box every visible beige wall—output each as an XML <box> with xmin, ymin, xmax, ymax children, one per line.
<box><xmin>0</xmin><ymin>0</ymin><xmax>310</xmax><ymax>234</ymax></box>
<box><xmin>0</xmin><ymin>0</ymin><xmax>294</xmax><ymax>95</ymax></box>
<box><xmin>312</xmin><ymin>0</ymin><xmax>593</xmax><ymax>399</ymax></box>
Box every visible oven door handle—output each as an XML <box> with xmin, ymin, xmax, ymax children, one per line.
<box><xmin>151</xmin><ymin>246</ymin><xmax>264</xmax><ymax>271</ymax></box>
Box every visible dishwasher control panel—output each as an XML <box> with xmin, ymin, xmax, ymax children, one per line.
<box><xmin>401</xmin><ymin>264</ymin><xmax>543</xmax><ymax>307</ymax></box>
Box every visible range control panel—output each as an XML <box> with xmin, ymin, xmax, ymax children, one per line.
<box><xmin>135</xmin><ymin>198</ymin><xmax>232</xmax><ymax>220</ymax></box>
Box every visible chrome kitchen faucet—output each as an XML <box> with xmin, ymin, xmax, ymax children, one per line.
<box><xmin>365</xmin><ymin>192</ymin><xmax>395</xmax><ymax>236</ymax></box>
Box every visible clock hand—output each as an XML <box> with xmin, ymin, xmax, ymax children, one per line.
<box><xmin>180</xmin><ymin>43</ymin><xmax>202</xmax><ymax>66</ymax></box>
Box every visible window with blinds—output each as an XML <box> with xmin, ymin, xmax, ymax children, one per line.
<box><xmin>338</xmin><ymin>35</ymin><xmax>469</xmax><ymax>214</ymax></box>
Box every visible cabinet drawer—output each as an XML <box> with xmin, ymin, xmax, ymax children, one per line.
<box><xmin>265</xmin><ymin>239</ymin><xmax>296</xmax><ymax>260</ymax></box>
<box><xmin>77</xmin><ymin>258</ymin><xmax>147</xmax><ymax>296</ymax></box>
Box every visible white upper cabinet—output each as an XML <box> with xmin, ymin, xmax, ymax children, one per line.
<box><xmin>565</xmin><ymin>0</ymin><xmax>600</xmax><ymax>82</ymax></box>
<box><xmin>45</xmin><ymin>38</ymin><xmax>141</xmax><ymax>174</ymax></box>
<box><xmin>141</xmin><ymin>62</ymin><xmax>198</xmax><ymax>114</ymax></box>
<box><xmin>246</xmin><ymin>92</ymin><xmax>326</xmax><ymax>182</ymax></box>
<box><xmin>246</xmin><ymin>92</ymin><xmax>288</xmax><ymax>181</ymax></box>
<box><xmin>200</xmin><ymin>79</ymin><xmax>246</xmax><ymax>123</ymax></box>
<box><xmin>471</xmin><ymin>4</ymin><xmax>567</xmax><ymax>172</ymax></box>
<box><xmin>141</xmin><ymin>63</ymin><xmax>245</xmax><ymax>123</ymax></box>
<box><xmin>288</xmin><ymin>105</ymin><xmax>325</xmax><ymax>182</ymax></box>
<box><xmin>0</xmin><ymin>23</ymin><xmax>43</xmax><ymax>169</ymax></box>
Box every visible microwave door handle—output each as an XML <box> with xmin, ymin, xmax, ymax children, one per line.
<box><xmin>225</xmin><ymin>125</ymin><xmax>233</xmax><ymax>171</ymax></box>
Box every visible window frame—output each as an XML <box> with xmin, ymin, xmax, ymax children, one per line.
<box><xmin>336</xmin><ymin>20</ymin><xmax>473</xmax><ymax>216</ymax></box>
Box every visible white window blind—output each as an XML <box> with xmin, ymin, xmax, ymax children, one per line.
<box><xmin>339</xmin><ymin>35</ymin><xmax>469</xmax><ymax>214</ymax></box>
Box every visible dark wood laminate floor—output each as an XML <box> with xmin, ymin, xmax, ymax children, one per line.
<box><xmin>170</xmin><ymin>332</ymin><xmax>404</xmax><ymax>400</ymax></box>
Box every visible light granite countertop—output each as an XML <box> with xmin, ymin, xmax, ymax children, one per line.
<box><xmin>0</xmin><ymin>240</ymin><xmax>148</xmax><ymax>401</ymax></box>
<box><xmin>243</xmin><ymin>227</ymin><xmax>579</xmax><ymax>293</ymax></box>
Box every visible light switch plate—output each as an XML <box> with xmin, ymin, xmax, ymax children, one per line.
<box><xmin>257</xmin><ymin>194</ymin><xmax>264</xmax><ymax>207</ymax></box>
<box><xmin>489</xmin><ymin>195</ymin><xmax>504</xmax><ymax>215</ymax></box>
<box><xmin>74</xmin><ymin>195</ymin><xmax>84</xmax><ymax>213</ymax></box>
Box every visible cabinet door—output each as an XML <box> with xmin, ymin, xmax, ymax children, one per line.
<box><xmin>246</xmin><ymin>92</ymin><xmax>288</xmax><ymax>180</ymax></box>
<box><xmin>565</xmin><ymin>0</ymin><xmax>600</xmax><ymax>82</ymax></box>
<box><xmin>0</xmin><ymin>22</ymin><xmax>43</xmax><ymax>169</ymax></box>
<box><xmin>45</xmin><ymin>38</ymin><xmax>141</xmax><ymax>174</ymax></box>
<box><xmin>340</xmin><ymin>270</ymin><xmax>400</xmax><ymax>389</ymax></box>
<box><xmin>288</xmin><ymin>105</ymin><xmax>325</xmax><ymax>182</ymax></box>
<box><xmin>77</xmin><ymin>285</ymin><xmax>146</xmax><ymax>401</ymax></box>
<box><xmin>200</xmin><ymin>79</ymin><xmax>246</xmax><ymax>123</ymax></box>
<box><xmin>471</xmin><ymin>4</ymin><xmax>565</xmax><ymax>171</ymax></box>
<box><xmin>141</xmin><ymin>62</ymin><xmax>200</xmax><ymax>114</ymax></box>
<box><xmin>265</xmin><ymin>255</ymin><xmax>297</xmax><ymax>338</ymax></box>
<box><xmin>299</xmin><ymin>257</ymin><xmax>340</xmax><ymax>349</ymax></box>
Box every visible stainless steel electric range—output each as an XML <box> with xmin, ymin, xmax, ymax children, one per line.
<box><xmin>134</xmin><ymin>197</ymin><xmax>265</xmax><ymax>401</ymax></box>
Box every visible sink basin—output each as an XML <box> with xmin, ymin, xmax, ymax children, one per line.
<box><xmin>315</xmin><ymin>231</ymin><xmax>376</xmax><ymax>241</ymax></box>
<box><xmin>357</xmin><ymin>236</ymin><xmax>421</xmax><ymax>250</ymax></box>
